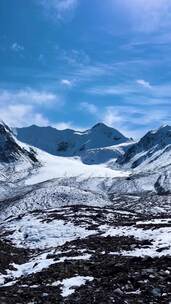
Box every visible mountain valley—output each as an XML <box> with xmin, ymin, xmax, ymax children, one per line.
<box><xmin>0</xmin><ymin>121</ymin><xmax>170</xmax><ymax>303</ymax></box>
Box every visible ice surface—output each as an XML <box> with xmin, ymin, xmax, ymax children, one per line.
<box><xmin>25</xmin><ymin>148</ymin><xmax>130</xmax><ymax>186</ymax></box>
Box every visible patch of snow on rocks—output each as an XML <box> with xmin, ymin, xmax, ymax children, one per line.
<box><xmin>2</xmin><ymin>214</ymin><xmax>96</xmax><ymax>249</ymax></box>
<box><xmin>57</xmin><ymin>276</ymin><xmax>94</xmax><ymax>297</ymax></box>
<box><xmin>101</xmin><ymin>223</ymin><xmax>171</xmax><ymax>257</ymax></box>
<box><xmin>0</xmin><ymin>251</ymin><xmax>57</xmax><ymax>287</ymax></box>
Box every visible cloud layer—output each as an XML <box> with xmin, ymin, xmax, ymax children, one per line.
<box><xmin>39</xmin><ymin>0</ymin><xmax>78</xmax><ymax>21</ymax></box>
<box><xmin>0</xmin><ymin>89</ymin><xmax>60</xmax><ymax>127</ymax></box>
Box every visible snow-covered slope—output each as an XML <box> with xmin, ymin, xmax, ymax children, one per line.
<box><xmin>2</xmin><ymin>121</ymin><xmax>171</xmax><ymax>199</ymax></box>
<box><xmin>16</xmin><ymin>123</ymin><xmax>131</xmax><ymax>163</ymax></box>
<box><xmin>80</xmin><ymin>142</ymin><xmax>133</xmax><ymax>165</ymax></box>
<box><xmin>154</xmin><ymin>170</ymin><xmax>171</xmax><ymax>194</ymax></box>
<box><xmin>118</xmin><ymin>125</ymin><xmax>171</xmax><ymax>172</ymax></box>
<box><xmin>0</xmin><ymin>121</ymin><xmax>131</xmax><ymax>202</ymax></box>
<box><xmin>25</xmin><ymin>148</ymin><xmax>129</xmax><ymax>186</ymax></box>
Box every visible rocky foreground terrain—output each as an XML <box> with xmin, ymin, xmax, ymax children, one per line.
<box><xmin>0</xmin><ymin>194</ymin><xmax>170</xmax><ymax>304</ymax></box>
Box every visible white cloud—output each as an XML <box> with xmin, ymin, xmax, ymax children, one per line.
<box><xmin>103</xmin><ymin>108</ymin><xmax>124</xmax><ymax>126</ymax></box>
<box><xmin>11</xmin><ymin>43</ymin><xmax>24</xmax><ymax>52</ymax></box>
<box><xmin>60</xmin><ymin>79</ymin><xmax>73</xmax><ymax>87</ymax></box>
<box><xmin>117</xmin><ymin>0</ymin><xmax>171</xmax><ymax>33</ymax></box>
<box><xmin>54</xmin><ymin>121</ymin><xmax>73</xmax><ymax>129</ymax></box>
<box><xmin>58</xmin><ymin>48</ymin><xmax>90</xmax><ymax>67</ymax></box>
<box><xmin>0</xmin><ymin>104</ymin><xmax>49</xmax><ymax>128</ymax></box>
<box><xmin>87</xmin><ymin>84</ymin><xmax>135</xmax><ymax>96</ymax></box>
<box><xmin>73</xmin><ymin>63</ymin><xmax>113</xmax><ymax>84</ymax></box>
<box><xmin>80</xmin><ymin>102</ymin><xmax>98</xmax><ymax>114</ymax></box>
<box><xmin>77</xmin><ymin>97</ymin><xmax>171</xmax><ymax>139</ymax></box>
<box><xmin>52</xmin><ymin>104</ymin><xmax>171</xmax><ymax>139</ymax></box>
<box><xmin>136</xmin><ymin>79</ymin><xmax>152</xmax><ymax>89</ymax></box>
<box><xmin>56</xmin><ymin>0</ymin><xmax>77</xmax><ymax>11</ymax></box>
<box><xmin>87</xmin><ymin>81</ymin><xmax>171</xmax><ymax>102</ymax></box>
<box><xmin>54</xmin><ymin>121</ymin><xmax>85</xmax><ymax>131</ymax></box>
<box><xmin>39</xmin><ymin>0</ymin><xmax>78</xmax><ymax>21</ymax></box>
<box><xmin>0</xmin><ymin>89</ymin><xmax>60</xmax><ymax>106</ymax></box>
<box><xmin>101</xmin><ymin>105</ymin><xmax>171</xmax><ymax>139</ymax></box>
<box><xmin>0</xmin><ymin>88</ymin><xmax>62</xmax><ymax>128</ymax></box>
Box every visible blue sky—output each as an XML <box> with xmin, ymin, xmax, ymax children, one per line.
<box><xmin>1</xmin><ymin>0</ymin><xmax>171</xmax><ymax>138</ymax></box>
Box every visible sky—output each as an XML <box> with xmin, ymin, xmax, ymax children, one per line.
<box><xmin>1</xmin><ymin>0</ymin><xmax>171</xmax><ymax>138</ymax></box>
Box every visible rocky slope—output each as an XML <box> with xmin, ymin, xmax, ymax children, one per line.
<box><xmin>118</xmin><ymin>125</ymin><xmax>171</xmax><ymax>171</ymax></box>
<box><xmin>114</xmin><ymin>125</ymin><xmax>171</xmax><ymax>195</ymax></box>
<box><xmin>0</xmin><ymin>122</ymin><xmax>38</xmax><ymax>165</ymax></box>
<box><xmin>0</xmin><ymin>203</ymin><xmax>170</xmax><ymax>303</ymax></box>
<box><xmin>0</xmin><ymin>122</ymin><xmax>40</xmax><ymax>199</ymax></box>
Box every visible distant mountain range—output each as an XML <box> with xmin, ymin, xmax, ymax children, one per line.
<box><xmin>16</xmin><ymin>122</ymin><xmax>129</xmax><ymax>151</ymax></box>
<box><xmin>16</xmin><ymin>123</ymin><xmax>171</xmax><ymax>172</ymax></box>
<box><xmin>16</xmin><ymin>123</ymin><xmax>133</xmax><ymax>165</ymax></box>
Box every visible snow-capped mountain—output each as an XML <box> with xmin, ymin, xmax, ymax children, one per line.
<box><xmin>1</xmin><ymin>121</ymin><xmax>171</xmax><ymax>196</ymax></box>
<box><xmin>0</xmin><ymin>121</ymin><xmax>131</xmax><ymax>200</ymax></box>
<box><xmin>16</xmin><ymin>123</ymin><xmax>132</xmax><ymax>164</ymax></box>
<box><xmin>118</xmin><ymin>125</ymin><xmax>171</xmax><ymax>172</ymax></box>
<box><xmin>15</xmin><ymin>122</ymin><xmax>171</xmax><ymax>195</ymax></box>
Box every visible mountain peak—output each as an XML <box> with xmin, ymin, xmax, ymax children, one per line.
<box><xmin>92</xmin><ymin>123</ymin><xmax>108</xmax><ymax>129</ymax></box>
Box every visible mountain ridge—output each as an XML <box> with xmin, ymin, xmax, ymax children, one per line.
<box><xmin>1</xmin><ymin>121</ymin><xmax>171</xmax><ymax>195</ymax></box>
<box><xmin>118</xmin><ymin>124</ymin><xmax>171</xmax><ymax>171</ymax></box>
<box><xmin>16</xmin><ymin>123</ymin><xmax>132</xmax><ymax>164</ymax></box>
